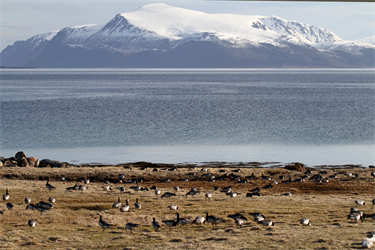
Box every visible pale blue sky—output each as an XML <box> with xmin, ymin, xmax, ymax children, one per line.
<box><xmin>1</xmin><ymin>1</ymin><xmax>374</xmax><ymax>51</ymax></box>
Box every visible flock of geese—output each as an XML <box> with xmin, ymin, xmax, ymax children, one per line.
<box><xmin>1</xmin><ymin>168</ymin><xmax>375</xmax><ymax>247</ymax></box>
<box><xmin>1</xmin><ymin>184</ymin><xmax>56</xmax><ymax>228</ymax></box>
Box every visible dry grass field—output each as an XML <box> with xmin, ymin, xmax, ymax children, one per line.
<box><xmin>1</xmin><ymin>163</ymin><xmax>374</xmax><ymax>249</ymax></box>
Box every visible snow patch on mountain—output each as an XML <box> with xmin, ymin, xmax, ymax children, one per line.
<box><xmin>260</xmin><ymin>16</ymin><xmax>343</xmax><ymax>45</ymax></box>
<box><xmin>315</xmin><ymin>40</ymin><xmax>375</xmax><ymax>55</ymax></box>
<box><xmin>85</xmin><ymin>14</ymin><xmax>171</xmax><ymax>52</ymax></box>
<box><xmin>26</xmin><ymin>31</ymin><xmax>60</xmax><ymax>49</ymax></box>
<box><xmin>53</xmin><ymin>24</ymin><xmax>103</xmax><ymax>48</ymax></box>
<box><xmin>354</xmin><ymin>36</ymin><xmax>375</xmax><ymax>45</ymax></box>
<box><xmin>120</xmin><ymin>3</ymin><xmax>279</xmax><ymax>46</ymax></box>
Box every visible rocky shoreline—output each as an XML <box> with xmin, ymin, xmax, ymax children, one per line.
<box><xmin>1</xmin><ymin>152</ymin><xmax>374</xmax><ymax>195</ymax></box>
<box><xmin>2</xmin><ymin>151</ymin><xmax>373</xmax><ymax>169</ymax></box>
<box><xmin>1</xmin><ymin>151</ymin><xmax>374</xmax><ymax>174</ymax></box>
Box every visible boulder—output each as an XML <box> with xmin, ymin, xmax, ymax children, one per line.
<box><xmin>4</xmin><ymin>158</ymin><xmax>17</xmax><ymax>166</ymax></box>
<box><xmin>28</xmin><ymin>157</ymin><xmax>40</xmax><ymax>167</ymax></box>
<box><xmin>20</xmin><ymin>158</ymin><xmax>29</xmax><ymax>167</ymax></box>
<box><xmin>15</xmin><ymin>151</ymin><xmax>26</xmax><ymax>162</ymax></box>
<box><xmin>39</xmin><ymin>159</ymin><xmax>64</xmax><ymax>168</ymax></box>
<box><xmin>285</xmin><ymin>163</ymin><xmax>304</xmax><ymax>172</ymax></box>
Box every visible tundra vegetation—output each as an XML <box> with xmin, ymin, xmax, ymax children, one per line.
<box><xmin>0</xmin><ymin>162</ymin><xmax>374</xmax><ymax>249</ymax></box>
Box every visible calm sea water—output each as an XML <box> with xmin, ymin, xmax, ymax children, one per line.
<box><xmin>0</xmin><ymin>69</ymin><xmax>374</xmax><ymax>166</ymax></box>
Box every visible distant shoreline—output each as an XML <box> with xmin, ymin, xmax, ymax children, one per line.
<box><xmin>2</xmin><ymin>143</ymin><xmax>373</xmax><ymax>169</ymax></box>
<box><xmin>1</xmin><ymin>154</ymin><xmax>373</xmax><ymax>170</ymax></box>
<box><xmin>0</xmin><ymin>66</ymin><xmax>39</xmax><ymax>69</ymax></box>
<box><xmin>1</xmin><ymin>66</ymin><xmax>374</xmax><ymax>69</ymax></box>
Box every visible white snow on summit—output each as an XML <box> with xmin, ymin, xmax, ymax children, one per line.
<box><xmin>121</xmin><ymin>3</ymin><xmax>278</xmax><ymax>44</ymax></box>
<box><xmin>111</xmin><ymin>3</ymin><xmax>355</xmax><ymax>50</ymax></box>
<box><xmin>354</xmin><ymin>36</ymin><xmax>375</xmax><ymax>45</ymax></box>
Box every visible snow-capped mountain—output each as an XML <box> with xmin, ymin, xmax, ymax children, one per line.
<box><xmin>50</xmin><ymin>24</ymin><xmax>102</xmax><ymax>48</ymax></box>
<box><xmin>0</xmin><ymin>31</ymin><xmax>58</xmax><ymax>67</ymax></box>
<box><xmin>1</xmin><ymin>3</ymin><xmax>373</xmax><ymax>68</ymax></box>
<box><xmin>259</xmin><ymin>16</ymin><xmax>343</xmax><ymax>44</ymax></box>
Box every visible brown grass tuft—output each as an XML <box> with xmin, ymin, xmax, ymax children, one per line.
<box><xmin>203</xmin><ymin>237</ymin><xmax>229</xmax><ymax>241</ymax></box>
<box><xmin>170</xmin><ymin>238</ymin><xmax>186</xmax><ymax>242</ymax></box>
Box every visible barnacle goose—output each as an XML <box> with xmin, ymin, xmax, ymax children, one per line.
<box><xmin>125</xmin><ymin>222</ymin><xmax>139</xmax><ymax>233</ymax></box>
<box><xmin>204</xmin><ymin>211</ymin><xmax>222</xmax><ymax>225</ymax></box>
<box><xmin>98</xmin><ymin>213</ymin><xmax>113</xmax><ymax>230</ymax></box>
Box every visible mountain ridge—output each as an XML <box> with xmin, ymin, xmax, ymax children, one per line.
<box><xmin>1</xmin><ymin>3</ymin><xmax>373</xmax><ymax>68</ymax></box>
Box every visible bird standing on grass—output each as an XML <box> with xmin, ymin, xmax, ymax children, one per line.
<box><xmin>176</xmin><ymin>212</ymin><xmax>191</xmax><ymax>226</ymax></box>
<box><xmin>98</xmin><ymin>213</ymin><xmax>113</xmax><ymax>230</ymax></box>
<box><xmin>120</xmin><ymin>199</ymin><xmax>130</xmax><ymax>212</ymax></box>
<box><xmin>204</xmin><ymin>211</ymin><xmax>222</xmax><ymax>225</ymax></box>
<box><xmin>66</xmin><ymin>183</ymin><xmax>79</xmax><ymax>191</ymax></box>
<box><xmin>134</xmin><ymin>198</ymin><xmax>141</xmax><ymax>210</ymax></box>
<box><xmin>193</xmin><ymin>216</ymin><xmax>206</xmax><ymax>225</ymax></box>
<box><xmin>259</xmin><ymin>219</ymin><xmax>274</xmax><ymax>227</ymax></box>
<box><xmin>282</xmin><ymin>177</ymin><xmax>292</xmax><ymax>184</ymax></box>
<box><xmin>228</xmin><ymin>213</ymin><xmax>247</xmax><ymax>227</ymax></box>
<box><xmin>26</xmin><ymin>204</ymin><xmax>38</xmax><ymax>210</ymax></box>
<box><xmin>235</xmin><ymin>218</ymin><xmax>244</xmax><ymax>228</ymax></box>
<box><xmin>167</xmin><ymin>204</ymin><xmax>178</xmax><ymax>211</ymax></box>
<box><xmin>28</xmin><ymin>219</ymin><xmax>36</xmax><ymax>228</ymax></box>
<box><xmin>228</xmin><ymin>213</ymin><xmax>248</xmax><ymax>222</ymax></box>
<box><xmin>36</xmin><ymin>203</ymin><xmax>52</xmax><ymax>215</ymax></box>
<box><xmin>112</xmin><ymin>197</ymin><xmax>121</xmax><ymax>209</ymax></box>
<box><xmin>250</xmin><ymin>212</ymin><xmax>266</xmax><ymax>222</ymax></box>
<box><xmin>25</xmin><ymin>197</ymin><xmax>31</xmax><ymax>204</ymax></box>
<box><xmin>152</xmin><ymin>218</ymin><xmax>161</xmax><ymax>231</ymax></box>
<box><xmin>230</xmin><ymin>191</ymin><xmax>238</xmax><ymax>198</ymax></box>
<box><xmin>362</xmin><ymin>238</ymin><xmax>374</xmax><ymax>248</ymax></box>
<box><xmin>282</xmin><ymin>192</ymin><xmax>292</xmax><ymax>196</ymax></box>
<box><xmin>155</xmin><ymin>188</ymin><xmax>161</xmax><ymax>196</ymax></box>
<box><xmin>3</xmin><ymin>188</ymin><xmax>9</xmax><ymax>201</ymax></box>
<box><xmin>84</xmin><ymin>176</ymin><xmax>90</xmax><ymax>185</ymax></box>
<box><xmin>125</xmin><ymin>222</ymin><xmax>139</xmax><ymax>233</ymax></box>
<box><xmin>347</xmin><ymin>211</ymin><xmax>364</xmax><ymax>224</ymax></box>
<box><xmin>162</xmin><ymin>218</ymin><xmax>178</xmax><ymax>231</ymax></box>
<box><xmin>161</xmin><ymin>192</ymin><xmax>176</xmax><ymax>199</ymax></box>
<box><xmin>205</xmin><ymin>192</ymin><xmax>212</xmax><ymax>200</ymax></box>
<box><xmin>45</xmin><ymin>180</ymin><xmax>55</xmax><ymax>191</ymax></box>
<box><xmin>102</xmin><ymin>185</ymin><xmax>112</xmax><ymax>191</ymax></box>
<box><xmin>356</xmin><ymin>199</ymin><xmax>366</xmax><ymax>206</ymax></box>
<box><xmin>6</xmin><ymin>203</ymin><xmax>13</xmax><ymax>210</ymax></box>
<box><xmin>300</xmin><ymin>218</ymin><xmax>311</xmax><ymax>226</ymax></box>
<box><xmin>186</xmin><ymin>189</ymin><xmax>200</xmax><ymax>197</ymax></box>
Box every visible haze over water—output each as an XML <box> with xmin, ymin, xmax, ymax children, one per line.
<box><xmin>1</xmin><ymin>69</ymin><xmax>374</xmax><ymax>167</ymax></box>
